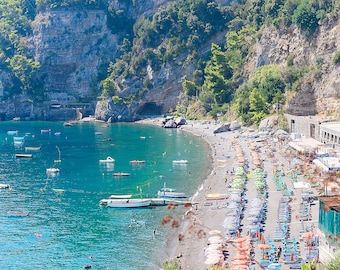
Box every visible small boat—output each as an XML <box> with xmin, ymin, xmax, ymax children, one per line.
<box><xmin>99</xmin><ymin>156</ymin><xmax>115</xmax><ymax>163</ymax></box>
<box><xmin>95</xmin><ymin>131</ymin><xmax>102</xmax><ymax>136</ymax></box>
<box><xmin>107</xmin><ymin>198</ymin><xmax>151</xmax><ymax>208</ymax></box>
<box><xmin>7</xmin><ymin>130</ymin><xmax>18</xmax><ymax>135</ymax></box>
<box><xmin>25</xmin><ymin>146</ymin><xmax>41</xmax><ymax>151</ymax></box>
<box><xmin>15</xmin><ymin>153</ymin><xmax>33</xmax><ymax>158</ymax></box>
<box><xmin>50</xmin><ymin>104</ymin><xmax>62</xmax><ymax>109</ymax></box>
<box><xmin>0</xmin><ymin>183</ymin><xmax>11</xmax><ymax>189</ymax></box>
<box><xmin>41</xmin><ymin>129</ymin><xmax>51</xmax><ymax>134</ymax></box>
<box><xmin>54</xmin><ymin>132</ymin><xmax>61</xmax><ymax>136</ymax></box>
<box><xmin>7</xmin><ymin>211</ymin><xmax>29</xmax><ymax>217</ymax></box>
<box><xmin>13</xmin><ymin>136</ymin><xmax>25</xmax><ymax>147</ymax></box>
<box><xmin>158</xmin><ymin>183</ymin><xmax>186</xmax><ymax>198</ymax></box>
<box><xmin>129</xmin><ymin>160</ymin><xmax>146</xmax><ymax>165</ymax></box>
<box><xmin>109</xmin><ymin>194</ymin><xmax>132</xmax><ymax>199</ymax></box>
<box><xmin>113</xmin><ymin>172</ymin><xmax>131</xmax><ymax>177</ymax></box>
<box><xmin>63</xmin><ymin>121</ymin><xmax>74</xmax><ymax>127</ymax></box>
<box><xmin>46</xmin><ymin>168</ymin><xmax>60</xmax><ymax>174</ymax></box>
<box><xmin>100</xmin><ymin>194</ymin><xmax>133</xmax><ymax>205</ymax></box>
<box><xmin>172</xmin><ymin>160</ymin><xmax>188</xmax><ymax>164</ymax></box>
<box><xmin>52</xmin><ymin>188</ymin><xmax>65</xmax><ymax>193</ymax></box>
<box><xmin>158</xmin><ymin>188</ymin><xmax>186</xmax><ymax>198</ymax></box>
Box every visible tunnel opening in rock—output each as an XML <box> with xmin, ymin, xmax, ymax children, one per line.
<box><xmin>137</xmin><ymin>102</ymin><xmax>163</xmax><ymax>115</ymax></box>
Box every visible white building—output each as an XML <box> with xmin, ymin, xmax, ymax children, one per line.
<box><xmin>319</xmin><ymin>122</ymin><xmax>340</xmax><ymax>148</ymax></box>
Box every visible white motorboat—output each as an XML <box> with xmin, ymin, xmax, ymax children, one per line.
<box><xmin>46</xmin><ymin>168</ymin><xmax>60</xmax><ymax>174</ymax></box>
<box><xmin>107</xmin><ymin>198</ymin><xmax>151</xmax><ymax>208</ymax></box>
<box><xmin>15</xmin><ymin>153</ymin><xmax>33</xmax><ymax>158</ymax></box>
<box><xmin>113</xmin><ymin>172</ymin><xmax>131</xmax><ymax>177</ymax></box>
<box><xmin>129</xmin><ymin>160</ymin><xmax>146</xmax><ymax>165</ymax></box>
<box><xmin>0</xmin><ymin>183</ymin><xmax>11</xmax><ymax>189</ymax></box>
<box><xmin>25</xmin><ymin>146</ymin><xmax>41</xmax><ymax>151</ymax></box>
<box><xmin>99</xmin><ymin>156</ymin><xmax>115</xmax><ymax>163</ymax></box>
<box><xmin>109</xmin><ymin>194</ymin><xmax>133</xmax><ymax>199</ymax></box>
<box><xmin>157</xmin><ymin>185</ymin><xmax>186</xmax><ymax>198</ymax></box>
<box><xmin>172</xmin><ymin>160</ymin><xmax>188</xmax><ymax>164</ymax></box>
<box><xmin>13</xmin><ymin>136</ymin><xmax>25</xmax><ymax>147</ymax></box>
<box><xmin>7</xmin><ymin>130</ymin><xmax>18</xmax><ymax>135</ymax></box>
<box><xmin>7</xmin><ymin>211</ymin><xmax>29</xmax><ymax>217</ymax></box>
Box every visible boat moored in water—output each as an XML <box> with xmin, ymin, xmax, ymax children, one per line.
<box><xmin>0</xmin><ymin>183</ymin><xmax>11</xmax><ymax>189</ymax></box>
<box><xmin>7</xmin><ymin>130</ymin><xmax>18</xmax><ymax>135</ymax></box>
<box><xmin>99</xmin><ymin>156</ymin><xmax>115</xmax><ymax>163</ymax></box>
<box><xmin>15</xmin><ymin>153</ymin><xmax>33</xmax><ymax>158</ymax></box>
<box><xmin>158</xmin><ymin>182</ymin><xmax>186</xmax><ymax>198</ymax></box>
<box><xmin>113</xmin><ymin>172</ymin><xmax>131</xmax><ymax>177</ymax></box>
<box><xmin>13</xmin><ymin>136</ymin><xmax>25</xmax><ymax>147</ymax></box>
<box><xmin>129</xmin><ymin>160</ymin><xmax>146</xmax><ymax>165</ymax></box>
<box><xmin>172</xmin><ymin>160</ymin><xmax>188</xmax><ymax>164</ymax></box>
<box><xmin>110</xmin><ymin>194</ymin><xmax>133</xmax><ymax>199</ymax></box>
<box><xmin>7</xmin><ymin>211</ymin><xmax>29</xmax><ymax>217</ymax></box>
<box><xmin>46</xmin><ymin>168</ymin><xmax>60</xmax><ymax>174</ymax></box>
<box><xmin>41</xmin><ymin>129</ymin><xmax>51</xmax><ymax>134</ymax></box>
<box><xmin>25</xmin><ymin>146</ymin><xmax>41</xmax><ymax>151</ymax></box>
<box><xmin>107</xmin><ymin>198</ymin><xmax>151</xmax><ymax>208</ymax></box>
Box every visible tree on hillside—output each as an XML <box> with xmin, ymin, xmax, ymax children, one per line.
<box><xmin>233</xmin><ymin>64</ymin><xmax>285</xmax><ymax>124</ymax></box>
<box><xmin>8</xmin><ymin>54</ymin><xmax>40</xmax><ymax>93</ymax></box>
<box><xmin>292</xmin><ymin>0</ymin><xmax>319</xmax><ymax>33</ymax></box>
<box><xmin>203</xmin><ymin>43</ymin><xmax>232</xmax><ymax>103</ymax></box>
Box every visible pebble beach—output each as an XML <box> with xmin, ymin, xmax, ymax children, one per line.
<box><xmin>139</xmin><ymin>118</ymin><xmax>320</xmax><ymax>270</ymax></box>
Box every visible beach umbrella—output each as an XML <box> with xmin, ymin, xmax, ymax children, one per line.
<box><xmin>204</xmin><ymin>256</ymin><xmax>220</xmax><ymax>265</ymax></box>
<box><xmin>301</xmin><ymin>231</ymin><xmax>314</xmax><ymax>239</ymax></box>
<box><xmin>209</xmin><ymin>230</ymin><xmax>221</xmax><ymax>235</ymax></box>
<box><xmin>205</xmin><ymin>249</ymin><xmax>223</xmax><ymax>255</ymax></box>
<box><xmin>232</xmin><ymin>260</ymin><xmax>251</xmax><ymax>266</ymax></box>
<box><xmin>208</xmin><ymin>236</ymin><xmax>223</xmax><ymax>241</ymax></box>
<box><xmin>233</xmin><ymin>254</ymin><xmax>248</xmax><ymax>260</ymax></box>
<box><xmin>208</xmin><ymin>239</ymin><xmax>223</xmax><ymax>245</ymax></box>
<box><xmin>233</xmin><ymin>237</ymin><xmax>247</xmax><ymax>247</ymax></box>
<box><xmin>257</xmin><ymin>244</ymin><xmax>271</xmax><ymax>259</ymax></box>
<box><xmin>235</xmin><ymin>246</ymin><xmax>249</xmax><ymax>252</ymax></box>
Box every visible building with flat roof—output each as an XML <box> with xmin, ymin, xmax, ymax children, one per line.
<box><xmin>285</xmin><ymin>114</ymin><xmax>334</xmax><ymax>141</ymax></box>
<box><xmin>319</xmin><ymin>122</ymin><xmax>340</xmax><ymax>148</ymax></box>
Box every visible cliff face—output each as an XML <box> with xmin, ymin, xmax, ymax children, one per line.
<box><xmin>252</xmin><ymin>15</ymin><xmax>340</xmax><ymax>117</ymax></box>
<box><xmin>3</xmin><ymin>3</ymin><xmax>340</xmax><ymax>122</ymax></box>
<box><xmin>29</xmin><ymin>10</ymin><xmax>119</xmax><ymax>99</ymax></box>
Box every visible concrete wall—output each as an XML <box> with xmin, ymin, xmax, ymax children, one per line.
<box><xmin>284</xmin><ymin>114</ymin><xmax>334</xmax><ymax>141</ymax></box>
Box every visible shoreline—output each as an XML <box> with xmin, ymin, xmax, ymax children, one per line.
<box><xmin>137</xmin><ymin>118</ymin><xmax>239</xmax><ymax>269</ymax></box>
<box><xmin>138</xmin><ymin>117</ymin><xmax>320</xmax><ymax>270</ymax></box>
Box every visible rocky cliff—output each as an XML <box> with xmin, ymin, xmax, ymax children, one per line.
<box><xmin>252</xmin><ymin>15</ymin><xmax>340</xmax><ymax>118</ymax></box>
<box><xmin>30</xmin><ymin>9</ymin><xmax>118</xmax><ymax>99</ymax></box>
<box><xmin>2</xmin><ymin>2</ymin><xmax>339</xmax><ymax>122</ymax></box>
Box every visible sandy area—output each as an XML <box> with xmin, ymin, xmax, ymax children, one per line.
<box><xmin>138</xmin><ymin>118</ymin><xmax>320</xmax><ymax>270</ymax></box>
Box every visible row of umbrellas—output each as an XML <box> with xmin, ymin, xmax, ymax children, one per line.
<box><xmin>204</xmin><ymin>231</ymin><xmax>225</xmax><ymax>266</ymax></box>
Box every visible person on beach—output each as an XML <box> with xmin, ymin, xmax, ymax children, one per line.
<box><xmin>276</xmin><ymin>246</ymin><xmax>282</xmax><ymax>261</ymax></box>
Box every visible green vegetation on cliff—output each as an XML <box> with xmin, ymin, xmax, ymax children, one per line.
<box><xmin>0</xmin><ymin>0</ymin><xmax>339</xmax><ymax>124</ymax></box>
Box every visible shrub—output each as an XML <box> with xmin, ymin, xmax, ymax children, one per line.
<box><xmin>333</xmin><ymin>51</ymin><xmax>340</xmax><ymax>65</ymax></box>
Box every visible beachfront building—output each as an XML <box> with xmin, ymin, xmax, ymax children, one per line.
<box><xmin>319</xmin><ymin>122</ymin><xmax>340</xmax><ymax>148</ymax></box>
<box><xmin>317</xmin><ymin>195</ymin><xmax>340</xmax><ymax>264</ymax></box>
<box><xmin>284</xmin><ymin>114</ymin><xmax>334</xmax><ymax>140</ymax></box>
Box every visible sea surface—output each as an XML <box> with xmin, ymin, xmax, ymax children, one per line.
<box><xmin>0</xmin><ymin>121</ymin><xmax>211</xmax><ymax>270</ymax></box>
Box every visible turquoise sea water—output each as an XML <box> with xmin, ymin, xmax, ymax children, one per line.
<box><xmin>0</xmin><ymin>121</ymin><xmax>211</xmax><ymax>270</ymax></box>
